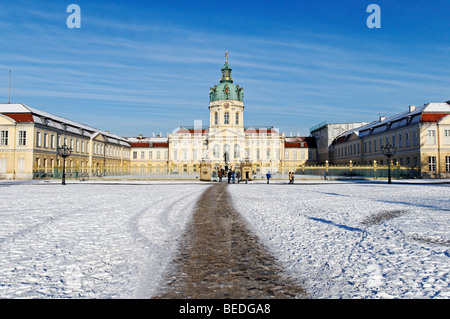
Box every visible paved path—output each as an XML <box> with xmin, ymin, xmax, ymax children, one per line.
<box><xmin>154</xmin><ymin>183</ymin><xmax>307</xmax><ymax>299</ymax></box>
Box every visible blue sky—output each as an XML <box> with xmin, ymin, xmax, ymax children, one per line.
<box><xmin>0</xmin><ymin>0</ymin><xmax>449</xmax><ymax>137</ymax></box>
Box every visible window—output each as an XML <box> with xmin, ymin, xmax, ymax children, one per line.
<box><xmin>405</xmin><ymin>132</ymin><xmax>410</xmax><ymax>147</ymax></box>
<box><xmin>444</xmin><ymin>130</ymin><xmax>450</xmax><ymax>145</ymax></box>
<box><xmin>413</xmin><ymin>131</ymin><xmax>418</xmax><ymax>146</ymax></box>
<box><xmin>36</xmin><ymin>131</ymin><xmax>41</xmax><ymax>147</ymax></box>
<box><xmin>133</xmin><ymin>151</ymin><xmax>137</xmax><ymax>159</ymax></box>
<box><xmin>427</xmin><ymin>130</ymin><xmax>436</xmax><ymax>145</ymax></box>
<box><xmin>214</xmin><ymin>112</ymin><xmax>218</xmax><ymax>125</ymax></box>
<box><xmin>266</xmin><ymin>149</ymin><xmax>270</xmax><ymax>160</ymax></box>
<box><xmin>223</xmin><ymin>144</ymin><xmax>230</xmax><ymax>161</ymax></box>
<box><xmin>446</xmin><ymin>156</ymin><xmax>450</xmax><ymax>172</ymax></box>
<box><xmin>392</xmin><ymin>135</ymin><xmax>396</xmax><ymax>147</ymax></box>
<box><xmin>0</xmin><ymin>130</ymin><xmax>8</xmax><ymax>146</ymax></box>
<box><xmin>374</xmin><ymin>140</ymin><xmax>377</xmax><ymax>152</ymax></box>
<box><xmin>224</xmin><ymin>112</ymin><xmax>229</xmax><ymax>124</ymax></box>
<box><xmin>284</xmin><ymin>150</ymin><xmax>289</xmax><ymax>159</ymax></box>
<box><xmin>141</xmin><ymin>151</ymin><xmax>145</xmax><ymax>159</ymax></box>
<box><xmin>157</xmin><ymin>151</ymin><xmax>161</xmax><ymax>159</ymax></box>
<box><xmin>76</xmin><ymin>140</ymin><xmax>79</xmax><ymax>152</ymax></box>
<box><xmin>256</xmin><ymin>149</ymin><xmax>260</xmax><ymax>160</ymax></box>
<box><xmin>50</xmin><ymin>134</ymin><xmax>55</xmax><ymax>149</ymax></box>
<box><xmin>0</xmin><ymin>157</ymin><xmax>6</xmax><ymax>173</ymax></box>
<box><xmin>43</xmin><ymin>133</ymin><xmax>48</xmax><ymax>148</ymax></box>
<box><xmin>398</xmin><ymin>134</ymin><xmax>402</xmax><ymax>148</ymax></box>
<box><xmin>235</xmin><ymin>112</ymin><xmax>239</xmax><ymax>125</ymax></box>
<box><xmin>429</xmin><ymin>156</ymin><xmax>436</xmax><ymax>172</ymax></box>
<box><xmin>234</xmin><ymin>144</ymin><xmax>240</xmax><ymax>158</ymax></box>
<box><xmin>149</xmin><ymin>151</ymin><xmax>152</xmax><ymax>159</ymax></box>
<box><xmin>213</xmin><ymin>145</ymin><xmax>219</xmax><ymax>158</ymax></box>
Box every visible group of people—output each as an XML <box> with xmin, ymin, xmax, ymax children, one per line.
<box><xmin>217</xmin><ymin>169</ymin><xmax>297</xmax><ymax>184</ymax></box>
<box><xmin>218</xmin><ymin>169</ymin><xmax>241</xmax><ymax>183</ymax></box>
<box><xmin>288</xmin><ymin>172</ymin><xmax>295</xmax><ymax>184</ymax></box>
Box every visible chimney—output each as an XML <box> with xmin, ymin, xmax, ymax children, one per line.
<box><xmin>379</xmin><ymin>116</ymin><xmax>386</xmax><ymax>122</ymax></box>
<box><xmin>152</xmin><ymin>132</ymin><xmax>155</xmax><ymax>137</ymax></box>
<box><xmin>139</xmin><ymin>134</ymin><xmax>143</xmax><ymax>139</ymax></box>
<box><xmin>409</xmin><ymin>105</ymin><xmax>416</xmax><ymax>112</ymax></box>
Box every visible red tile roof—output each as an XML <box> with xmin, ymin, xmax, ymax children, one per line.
<box><xmin>2</xmin><ymin>113</ymin><xmax>34</xmax><ymax>122</ymax></box>
<box><xmin>129</xmin><ymin>142</ymin><xmax>169</xmax><ymax>148</ymax></box>
<box><xmin>421</xmin><ymin>113</ymin><xmax>450</xmax><ymax>122</ymax></box>
<box><xmin>129</xmin><ymin>142</ymin><xmax>149</xmax><ymax>148</ymax></box>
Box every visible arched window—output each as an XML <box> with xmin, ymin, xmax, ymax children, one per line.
<box><xmin>223</xmin><ymin>144</ymin><xmax>230</xmax><ymax>161</ymax></box>
<box><xmin>214</xmin><ymin>145</ymin><xmax>220</xmax><ymax>158</ymax></box>
<box><xmin>235</xmin><ymin>112</ymin><xmax>239</xmax><ymax>125</ymax></box>
<box><xmin>234</xmin><ymin>144</ymin><xmax>240</xmax><ymax>158</ymax></box>
<box><xmin>214</xmin><ymin>112</ymin><xmax>218</xmax><ymax>125</ymax></box>
<box><xmin>224</xmin><ymin>112</ymin><xmax>229</xmax><ymax>124</ymax></box>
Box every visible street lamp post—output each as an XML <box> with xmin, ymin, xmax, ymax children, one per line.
<box><xmin>381</xmin><ymin>143</ymin><xmax>396</xmax><ymax>184</ymax></box>
<box><xmin>57</xmin><ymin>144</ymin><xmax>72</xmax><ymax>185</ymax></box>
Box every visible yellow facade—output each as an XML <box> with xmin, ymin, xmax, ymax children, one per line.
<box><xmin>0</xmin><ymin>104</ymin><xmax>131</xmax><ymax>180</ymax></box>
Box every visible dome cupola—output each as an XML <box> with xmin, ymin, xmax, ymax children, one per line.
<box><xmin>209</xmin><ymin>52</ymin><xmax>244</xmax><ymax>102</ymax></box>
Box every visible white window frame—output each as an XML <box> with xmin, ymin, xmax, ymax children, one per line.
<box><xmin>429</xmin><ymin>156</ymin><xmax>436</xmax><ymax>172</ymax></box>
<box><xmin>0</xmin><ymin>130</ymin><xmax>8</xmax><ymax>146</ymax></box>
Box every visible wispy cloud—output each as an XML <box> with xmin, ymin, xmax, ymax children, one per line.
<box><xmin>1</xmin><ymin>1</ymin><xmax>448</xmax><ymax>136</ymax></box>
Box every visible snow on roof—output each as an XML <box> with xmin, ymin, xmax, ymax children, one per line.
<box><xmin>423</xmin><ymin>102</ymin><xmax>450</xmax><ymax>113</ymax></box>
<box><xmin>0</xmin><ymin>103</ymin><xmax>29</xmax><ymax>113</ymax></box>
<box><xmin>334</xmin><ymin>102</ymin><xmax>450</xmax><ymax>143</ymax></box>
<box><xmin>0</xmin><ymin>103</ymin><xmax>129</xmax><ymax>144</ymax></box>
<box><xmin>125</xmin><ymin>136</ymin><xmax>169</xmax><ymax>143</ymax></box>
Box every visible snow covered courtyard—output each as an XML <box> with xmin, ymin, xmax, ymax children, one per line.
<box><xmin>0</xmin><ymin>180</ymin><xmax>448</xmax><ymax>299</ymax></box>
<box><xmin>229</xmin><ymin>181</ymin><xmax>449</xmax><ymax>298</ymax></box>
<box><xmin>0</xmin><ymin>181</ymin><xmax>210</xmax><ymax>298</ymax></box>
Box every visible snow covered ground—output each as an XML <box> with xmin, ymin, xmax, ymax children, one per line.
<box><xmin>0</xmin><ymin>180</ymin><xmax>448</xmax><ymax>299</ymax></box>
<box><xmin>228</xmin><ymin>182</ymin><xmax>450</xmax><ymax>299</ymax></box>
<box><xmin>0</xmin><ymin>181</ymin><xmax>209</xmax><ymax>298</ymax></box>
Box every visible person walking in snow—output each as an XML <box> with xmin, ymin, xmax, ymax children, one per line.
<box><xmin>266</xmin><ymin>172</ymin><xmax>271</xmax><ymax>184</ymax></box>
<box><xmin>218</xmin><ymin>170</ymin><xmax>223</xmax><ymax>182</ymax></box>
<box><xmin>232</xmin><ymin>170</ymin><xmax>235</xmax><ymax>183</ymax></box>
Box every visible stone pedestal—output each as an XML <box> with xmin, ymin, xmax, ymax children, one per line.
<box><xmin>241</xmin><ymin>159</ymin><xmax>252</xmax><ymax>181</ymax></box>
<box><xmin>199</xmin><ymin>160</ymin><xmax>212</xmax><ymax>181</ymax></box>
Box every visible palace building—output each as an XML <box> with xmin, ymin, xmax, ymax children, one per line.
<box><xmin>329</xmin><ymin>102</ymin><xmax>450</xmax><ymax>178</ymax></box>
<box><xmin>0</xmin><ymin>55</ymin><xmax>448</xmax><ymax>180</ymax></box>
<box><xmin>0</xmin><ymin>56</ymin><xmax>317</xmax><ymax>180</ymax></box>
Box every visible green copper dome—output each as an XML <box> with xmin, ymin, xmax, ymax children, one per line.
<box><xmin>209</xmin><ymin>61</ymin><xmax>244</xmax><ymax>102</ymax></box>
